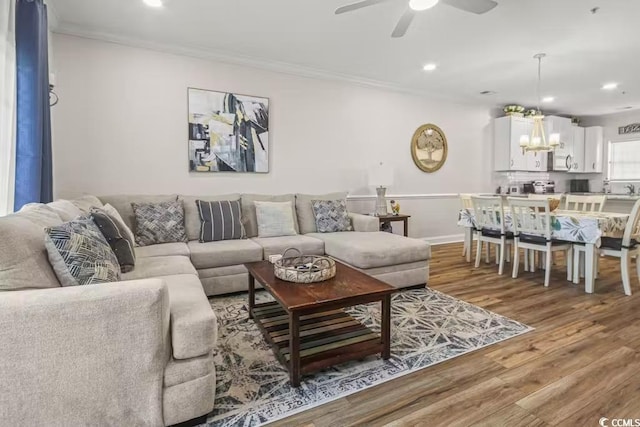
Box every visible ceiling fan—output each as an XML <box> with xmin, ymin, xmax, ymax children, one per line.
<box><xmin>335</xmin><ymin>0</ymin><xmax>498</xmax><ymax>38</ymax></box>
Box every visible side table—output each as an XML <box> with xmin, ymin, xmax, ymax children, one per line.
<box><xmin>375</xmin><ymin>214</ymin><xmax>410</xmax><ymax>237</ymax></box>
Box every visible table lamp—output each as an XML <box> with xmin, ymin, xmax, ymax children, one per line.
<box><xmin>368</xmin><ymin>162</ymin><xmax>394</xmax><ymax>216</ymax></box>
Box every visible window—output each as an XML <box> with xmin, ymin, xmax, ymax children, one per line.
<box><xmin>608</xmin><ymin>140</ymin><xmax>640</xmax><ymax>182</ymax></box>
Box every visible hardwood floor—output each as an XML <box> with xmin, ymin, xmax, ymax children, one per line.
<box><xmin>272</xmin><ymin>243</ymin><xmax>640</xmax><ymax>427</ymax></box>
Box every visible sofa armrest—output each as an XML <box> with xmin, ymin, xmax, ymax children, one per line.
<box><xmin>349</xmin><ymin>212</ymin><xmax>380</xmax><ymax>232</ymax></box>
<box><xmin>0</xmin><ymin>279</ymin><xmax>170</xmax><ymax>426</ymax></box>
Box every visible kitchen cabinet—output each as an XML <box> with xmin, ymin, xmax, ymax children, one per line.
<box><xmin>545</xmin><ymin>116</ymin><xmax>573</xmax><ymax>171</ymax></box>
<box><xmin>584</xmin><ymin>126</ymin><xmax>604</xmax><ymax>173</ymax></box>
<box><xmin>569</xmin><ymin>126</ymin><xmax>585</xmax><ymax>173</ymax></box>
<box><xmin>494</xmin><ymin>116</ymin><xmax>532</xmax><ymax>171</ymax></box>
<box><xmin>526</xmin><ymin>150</ymin><xmax>548</xmax><ymax>171</ymax></box>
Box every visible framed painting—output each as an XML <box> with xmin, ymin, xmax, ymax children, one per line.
<box><xmin>188</xmin><ymin>88</ymin><xmax>269</xmax><ymax>173</ymax></box>
<box><xmin>411</xmin><ymin>123</ymin><xmax>448</xmax><ymax>173</ymax></box>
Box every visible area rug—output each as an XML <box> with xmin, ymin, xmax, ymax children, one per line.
<box><xmin>205</xmin><ymin>288</ymin><xmax>532</xmax><ymax>426</ymax></box>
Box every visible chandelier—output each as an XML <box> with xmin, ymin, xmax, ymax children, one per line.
<box><xmin>520</xmin><ymin>53</ymin><xmax>560</xmax><ymax>155</ymax></box>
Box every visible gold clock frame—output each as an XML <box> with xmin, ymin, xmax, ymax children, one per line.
<box><xmin>410</xmin><ymin>123</ymin><xmax>448</xmax><ymax>173</ymax></box>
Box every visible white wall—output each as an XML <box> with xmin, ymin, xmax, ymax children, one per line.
<box><xmin>50</xmin><ymin>34</ymin><xmax>493</xmax><ymax>241</ymax></box>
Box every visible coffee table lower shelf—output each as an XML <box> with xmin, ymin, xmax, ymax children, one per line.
<box><xmin>251</xmin><ymin>301</ymin><xmax>384</xmax><ymax>386</ymax></box>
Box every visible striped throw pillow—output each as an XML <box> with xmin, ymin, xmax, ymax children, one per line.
<box><xmin>196</xmin><ymin>200</ymin><xmax>245</xmax><ymax>242</ymax></box>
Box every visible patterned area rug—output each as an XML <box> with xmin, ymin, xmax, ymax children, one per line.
<box><xmin>205</xmin><ymin>288</ymin><xmax>532</xmax><ymax>426</ymax></box>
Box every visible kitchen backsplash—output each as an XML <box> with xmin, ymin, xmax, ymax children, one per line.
<box><xmin>491</xmin><ymin>172</ymin><xmax>636</xmax><ymax>194</ymax></box>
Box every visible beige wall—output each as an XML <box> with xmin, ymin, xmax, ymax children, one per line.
<box><xmin>51</xmin><ymin>33</ymin><xmax>493</xmax><ymax>240</ymax></box>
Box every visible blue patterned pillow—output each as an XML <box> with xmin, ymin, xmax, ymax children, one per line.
<box><xmin>311</xmin><ymin>199</ymin><xmax>353</xmax><ymax>233</ymax></box>
<box><xmin>44</xmin><ymin>217</ymin><xmax>121</xmax><ymax>286</ymax></box>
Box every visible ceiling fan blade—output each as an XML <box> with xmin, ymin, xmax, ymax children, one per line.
<box><xmin>391</xmin><ymin>9</ymin><xmax>416</xmax><ymax>38</ymax></box>
<box><xmin>441</xmin><ymin>0</ymin><xmax>498</xmax><ymax>14</ymax></box>
<box><xmin>335</xmin><ymin>0</ymin><xmax>394</xmax><ymax>15</ymax></box>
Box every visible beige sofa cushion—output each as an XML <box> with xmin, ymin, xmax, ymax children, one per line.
<box><xmin>17</xmin><ymin>203</ymin><xmax>63</xmax><ymax>226</ymax></box>
<box><xmin>98</xmin><ymin>194</ymin><xmax>178</xmax><ymax>232</ymax></box>
<box><xmin>70</xmin><ymin>195</ymin><xmax>104</xmax><ymax>214</ymax></box>
<box><xmin>179</xmin><ymin>194</ymin><xmax>241</xmax><ymax>241</ymax></box>
<box><xmin>122</xmin><ymin>256</ymin><xmax>197</xmax><ymax>281</ymax></box>
<box><xmin>161</xmin><ymin>274</ymin><xmax>217</xmax><ymax>360</ymax></box>
<box><xmin>295</xmin><ymin>192</ymin><xmax>348</xmax><ymax>234</ymax></box>
<box><xmin>0</xmin><ymin>214</ymin><xmax>62</xmax><ymax>291</ymax></box>
<box><xmin>164</xmin><ymin>353</ymin><xmax>213</xmax><ymax>388</ymax></box>
<box><xmin>240</xmin><ymin>194</ymin><xmax>299</xmax><ymax>238</ymax></box>
<box><xmin>251</xmin><ymin>235</ymin><xmax>325</xmax><ymax>258</ymax></box>
<box><xmin>135</xmin><ymin>243</ymin><xmax>190</xmax><ymax>258</ymax></box>
<box><xmin>46</xmin><ymin>200</ymin><xmax>83</xmax><ymax>221</ymax></box>
<box><xmin>188</xmin><ymin>239</ymin><xmax>263</xmax><ymax>269</ymax></box>
<box><xmin>307</xmin><ymin>231</ymin><xmax>431</xmax><ymax>269</ymax></box>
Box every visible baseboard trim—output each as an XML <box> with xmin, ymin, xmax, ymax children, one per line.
<box><xmin>422</xmin><ymin>234</ymin><xmax>465</xmax><ymax>245</ymax></box>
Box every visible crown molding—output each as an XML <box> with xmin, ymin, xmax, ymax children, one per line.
<box><xmin>51</xmin><ymin>23</ymin><xmax>485</xmax><ymax>109</ymax></box>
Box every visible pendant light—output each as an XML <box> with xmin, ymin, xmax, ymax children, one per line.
<box><xmin>519</xmin><ymin>53</ymin><xmax>560</xmax><ymax>154</ymax></box>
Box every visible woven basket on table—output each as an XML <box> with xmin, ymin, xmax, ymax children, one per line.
<box><xmin>274</xmin><ymin>248</ymin><xmax>336</xmax><ymax>283</ymax></box>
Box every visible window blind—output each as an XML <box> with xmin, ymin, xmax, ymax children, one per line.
<box><xmin>609</xmin><ymin>140</ymin><xmax>640</xmax><ymax>181</ymax></box>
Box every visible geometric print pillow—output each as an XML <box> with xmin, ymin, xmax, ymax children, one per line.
<box><xmin>311</xmin><ymin>199</ymin><xmax>353</xmax><ymax>233</ymax></box>
<box><xmin>44</xmin><ymin>216</ymin><xmax>121</xmax><ymax>286</ymax></box>
<box><xmin>131</xmin><ymin>200</ymin><xmax>188</xmax><ymax>246</ymax></box>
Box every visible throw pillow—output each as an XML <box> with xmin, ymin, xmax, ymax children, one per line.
<box><xmin>254</xmin><ymin>201</ymin><xmax>298</xmax><ymax>238</ymax></box>
<box><xmin>102</xmin><ymin>203</ymin><xmax>136</xmax><ymax>247</ymax></box>
<box><xmin>311</xmin><ymin>199</ymin><xmax>353</xmax><ymax>233</ymax></box>
<box><xmin>44</xmin><ymin>216</ymin><xmax>121</xmax><ymax>286</ymax></box>
<box><xmin>132</xmin><ymin>200</ymin><xmax>188</xmax><ymax>246</ymax></box>
<box><xmin>91</xmin><ymin>209</ymin><xmax>136</xmax><ymax>273</ymax></box>
<box><xmin>196</xmin><ymin>199</ymin><xmax>244</xmax><ymax>242</ymax></box>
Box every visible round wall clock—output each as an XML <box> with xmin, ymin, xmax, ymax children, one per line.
<box><xmin>410</xmin><ymin>123</ymin><xmax>448</xmax><ymax>173</ymax></box>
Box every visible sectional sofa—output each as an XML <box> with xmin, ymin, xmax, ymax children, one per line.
<box><xmin>0</xmin><ymin>192</ymin><xmax>431</xmax><ymax>427</ymax></box>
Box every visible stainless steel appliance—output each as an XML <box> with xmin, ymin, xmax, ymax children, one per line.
<box><xmin>533</xmin><ymin>180</ymin><xmax>555</xmax><ymax>194</ymax></box>
<box><xmin>570</xmin><ymin>179</ymin><xmax>590</xmax><ymax>193</ymax></box>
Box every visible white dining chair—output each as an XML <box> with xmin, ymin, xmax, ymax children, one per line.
<box><xmin>597</xmin><ymin>198</ymin><xmax>640</xmax><ymax>295</ymax></box>
<box><xmin>459</xmin><ymin>194</ymin><xmax>475</xmax><ymax>261</ymax></box>
<box><xmin>471</xmin><ymin>196</ymin><xmax>513</xmax><ymax>275</ymax></box>
<box><xmin>565</xmin><ymin>194</ymin><xmax>607</xmax><ymax>212</ymax></box>
<box><xmin>569</xmin><ymin>194</ymin><xmax>607</xmax><ymax>284</ymax></box>
<box><xmin>508</xmin><ymin>197</ymin><xmax>573</xmax><ymax>287</ymax></box>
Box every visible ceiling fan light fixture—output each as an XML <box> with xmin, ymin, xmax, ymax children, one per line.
<box><xmin>409</xmin><ymin>0</ymin><xmax>439</xmax><ymax>12</ymax></box>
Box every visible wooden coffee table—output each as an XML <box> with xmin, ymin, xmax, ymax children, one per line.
<box><xmin>245</xmin><ymin>260</ymin><xmax>395</xmax><ymax>387</ymax></box>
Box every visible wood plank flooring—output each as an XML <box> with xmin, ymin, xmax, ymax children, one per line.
<box><xmin>271</xmin><ymin>243</ymin><xmax>640</xmax><ymax>426</ymax></box>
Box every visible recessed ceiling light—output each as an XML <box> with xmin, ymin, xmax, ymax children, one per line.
<box><xmin>542</xmin><ymin>96</ymin><xmax>555</xmax><ymax>103</ymax></box>
<box><xmin>423</xmin><ymin>63</ymin><xmax>437</xmax><ymax>71</ymax></box>
<box><xmin>143</xmin><ymin>0</ymin><xmax>163</xmax><ymax>7</ymax></box>
<box><xmin>409</xmin><ymin>0</ymin><xmax>439</xmax><ymax>11</ymax></box>
<box><xmin>602</xmin><ymin>82</ymin><xmax>619</xmax><ymax>90</ymax></box>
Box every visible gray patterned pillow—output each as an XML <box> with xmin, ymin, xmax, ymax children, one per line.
<box><xmin>311</xmin><ymin>199</ymin><xmax>353</xmax><ymax>233</ymax></box>
<box><xmin>132</xmin><ymin>200</ymin><xmax>188</xmax><ymax>246</ymax></box>
<box><xmin>44</xmin><ymin>217</ymin><xmax>121</xmax><ymax>286</ymax></box>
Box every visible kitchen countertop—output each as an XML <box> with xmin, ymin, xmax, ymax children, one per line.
<box><xmin>488</xmin><ymin>193</ymin><xmax>640</xmax><ymax>201</ymax></box>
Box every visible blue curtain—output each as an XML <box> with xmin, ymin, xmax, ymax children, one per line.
<box><xmin>14</xmin><ymin>0</ymin><xmax>52</xmax><ymax>210</ymax></box>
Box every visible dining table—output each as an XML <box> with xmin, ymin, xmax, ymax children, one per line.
<box><xmin>457</xmin><ymin>208</ymin><xmax>630</xmax><ymax>293</ymax></box>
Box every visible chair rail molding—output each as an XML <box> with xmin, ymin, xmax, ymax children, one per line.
<box><xmin>347</xmin><ymin>193</ymin><xmax>461</xmax><ymax>201</ymax></box>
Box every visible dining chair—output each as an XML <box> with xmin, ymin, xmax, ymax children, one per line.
<box><xmin>459</xmin><ymin>194</ymin><xmax>476</xmax><ymax>260</ymax></box>
<box><xmin>508</xmin><ymin>197</ymin><xmax>573</xmax><ymax>287</ymax></box>
<box><xmin>564</xmin><ymin>194</ymin><xmax>607</xmax><ymax>212</ymax></box>
<box><xmin>471</xmin><ymin>196</ymin><xmax>512</xmax><ymax>275</ymax></box>
<box><xmin>597</xmin><ymin>198</ymin><xmax>640</xmax><ymax>295</ymax></box>
<box><xmin>568</xmin><ymin>194</ymin><xmax>607</xmax><ymax>283</ymax></box>
<box><xmin>528</xmin><ymin>194</ymin><xmax>561</xmax><ymax>201</ymax></box>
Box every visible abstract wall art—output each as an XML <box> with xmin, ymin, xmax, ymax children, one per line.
<box><xmin>188</xmin><ymin>88</ymin><xmax>269</xmax><ymax>173</ymax></box>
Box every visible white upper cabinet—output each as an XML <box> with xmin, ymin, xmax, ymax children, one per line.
<box><xmin>494</xmin><ymin>116</ymin><xmax>532</xmax><ymax>171</ymax></box>
<box><xmin>584</xmin><ymin>126</ymin><xmax>604</xmax><ymax>173</ymax></box>
<box><xmin>569</xmin><ymin>126</ymin><xmax>585</xmax><ymax>173</ymax></box>
<box><xmin>544</xmin><ymin>116</ymin><xmax>573</xmax><ymax>171</ymax></box>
